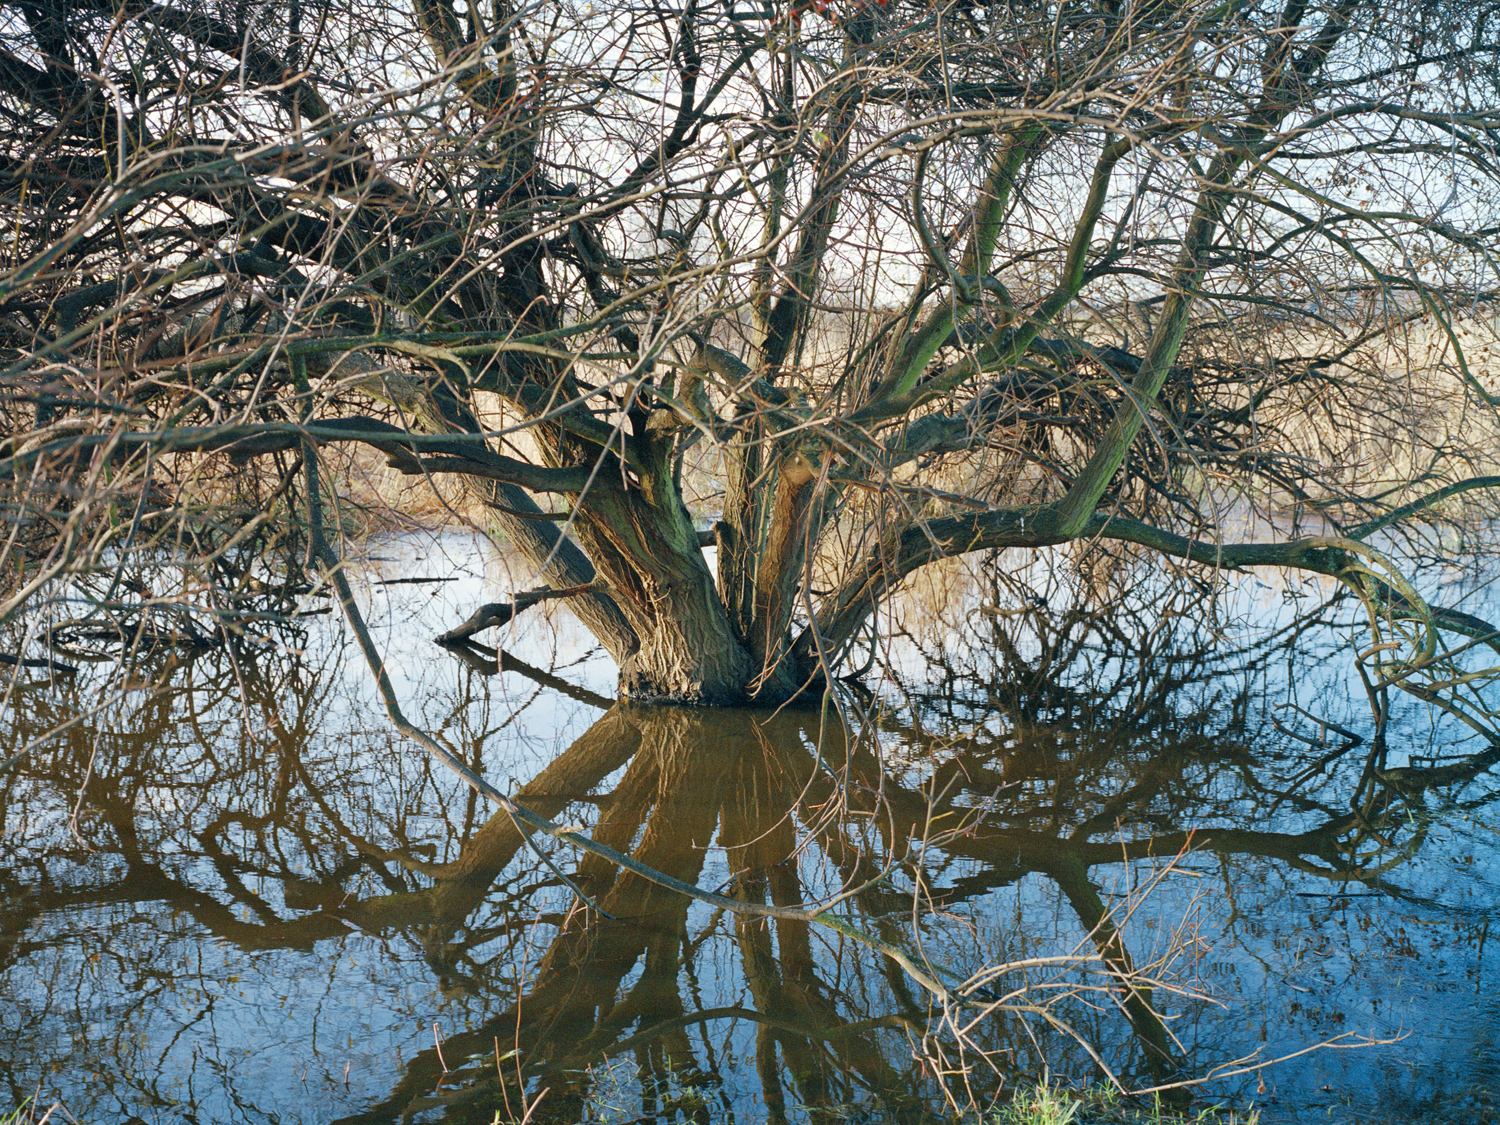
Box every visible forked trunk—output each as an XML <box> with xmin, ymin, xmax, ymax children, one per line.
<box><xmin>570</xmin><ymin>477</ymin><xmax>772</xmax><ymax>704</ymax></box>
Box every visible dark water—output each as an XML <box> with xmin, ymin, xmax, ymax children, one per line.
<box><xmin>3</xmin><ymin>533</ymin><xmax>1499</xmax><ymax>1124</ymax></box>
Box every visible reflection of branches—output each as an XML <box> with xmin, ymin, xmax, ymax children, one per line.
<box><xmin>338</xmin><ymin>673</ymin><xmax>1450</xmax><ymax>1122</ymax></box>
<box><xmin>322</xmin><ymin>545</ymin><xmax>1500</xmax><ymax>1120</ymax></box>
<box><xmin>9</xmin><ymin>550</ymin><xmax>1500</xmax><ymax>1121</ymax></box>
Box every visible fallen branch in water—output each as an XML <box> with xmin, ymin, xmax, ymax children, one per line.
<box><xmin>436</xmin><ymin>584</ymin><xmax>598</xmax><ymax>643</ymax></box>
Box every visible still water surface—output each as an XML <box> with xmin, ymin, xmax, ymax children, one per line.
<box><xmin>2</xmin><ymin>533</ymin><xmax>1498</xmax><ymax>1124</ymax></box>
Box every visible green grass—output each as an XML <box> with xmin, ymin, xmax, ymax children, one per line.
<box><xmin>998</xmin><ymin>1082</ymin><xmax>1259</xmax><ymax>1125</ymax></box>
<box><xmin>0</xmin><ymin>1101</ymin><xmax>58</xmax><ymax>1125</ymax></box>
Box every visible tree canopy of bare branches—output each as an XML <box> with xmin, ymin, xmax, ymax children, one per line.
<box><xmin>2</xmin><ymin>0</ymin><xmax>1498</xmax><ymax>703</ymax></box>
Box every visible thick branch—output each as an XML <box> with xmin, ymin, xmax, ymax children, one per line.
<box><xmin>1347</xmin><ymin>476</ymin><xmax>1500</xmax><ymax>541</ymax></box>
<box><xmin>0</xmin><ymin>419</ymin><xmax>598</xmax><ymax>494</ymax></box>
<box><xmin>799</xmin><ymin>504</ymin><xmax>1497</xmax><ymax>666</ymax></box>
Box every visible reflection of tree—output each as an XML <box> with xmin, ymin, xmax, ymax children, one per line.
<box><xmin>0</xmin><ymin>623</ymin><xmax>575</xmax><ymax>1113</ymax></box>
<box><xmin>336</xmin><ymin>705</ymin><xmax>931</xmax><ymax>1125</ymax></box>
<box><xmin>4</xmin><ymin>578</ymin><xmax>1499</xmax><ymax>1123</ymax></box>
<box><xmin>337</xmin><ymin>585</ymin><xmax>1500</xmax><ymax>1124</ymax></box>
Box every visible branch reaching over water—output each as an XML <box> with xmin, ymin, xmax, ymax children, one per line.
<box><xmin>1346</xmin><ymin>476</ymin><xmax>1500</xmax><ymax>541</ymax></box>
<box><xmin>0</xmin><ymin>418</ymin><xmax>598</xmax><ymax>494</ymax></box>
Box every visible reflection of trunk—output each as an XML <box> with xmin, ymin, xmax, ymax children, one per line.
<box><xmin>723</xmin><ymin>736</ymin><xmax>826</xmax><ymax>1114</ymax></box>
<box><xmin>344</xmin><ymin>703</ymin><xmax>1218</xmax><ymax>1125</ymax></box>
<box><xmin>346</xmin><ymin>707</ymin><xmax>639</xmax><ymax>936</ymax></box>
<box><xmin>342</xmin><ymin>705</ymin><xmax>914</xmax><ymax>1125</ymax></box>
<box><xmin>720</xmin><ymin>730</ymin><xmax>913</xmax><ymax>1115</ymax></box>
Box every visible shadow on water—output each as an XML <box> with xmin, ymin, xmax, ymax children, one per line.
<box><xmin>3</xmin><ymin>539</ymin><xmax>1499</xmax><ymax>1124</ymax></box>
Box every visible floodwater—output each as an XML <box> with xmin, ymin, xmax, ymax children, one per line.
<box><xmin>2</xmin><ymin>532</ymin><xmax>1498</xmax><ymax>1124</ymax></box>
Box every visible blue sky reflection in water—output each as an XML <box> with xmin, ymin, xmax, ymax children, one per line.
<box><xmin>1</xmin><ymin>531</ymin><xmax>1498</xmax><ymax>1125</ymax></box>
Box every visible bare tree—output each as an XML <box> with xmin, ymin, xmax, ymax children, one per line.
<box><xmin>2</xmin><ymin>0</ymin><xmax>1498</xmax><ymax>704</ymax></box>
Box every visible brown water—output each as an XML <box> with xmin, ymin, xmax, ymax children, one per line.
<box><xmin>2</xmin><ymin>532</ymin><xmax>1498</xmax><ymax>1124</ymax></box>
